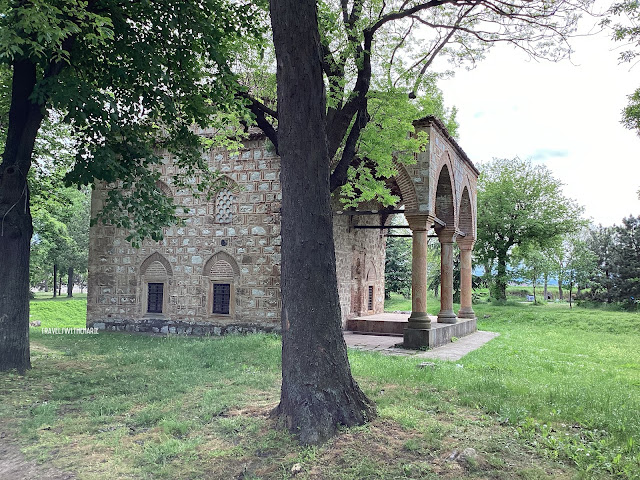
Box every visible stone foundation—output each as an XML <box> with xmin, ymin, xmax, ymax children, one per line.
<box><xmin>88</xmin><ymin>317</ymin><xmax>279</xmax><ymax>336</ymax></box>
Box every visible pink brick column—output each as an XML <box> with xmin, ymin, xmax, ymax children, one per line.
<box><xmin>437</xmin><ymin>230</ymin><xmax>457</xmax><ymax>323</ymax></box>
<box><xmin>458</xmin><ymin>240</ymin><xmax>476</xmax><ymax>319</ymax></box>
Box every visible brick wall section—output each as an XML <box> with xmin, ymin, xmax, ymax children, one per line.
<box><xmin>87</xmin><ymin>137</ymin><xmax>387</xmax><ymax>334</ymax></box>
<box><xmin>333</xmin><ymin>206</ymin><xmax>387</xmax><ymax>324</ymax></box>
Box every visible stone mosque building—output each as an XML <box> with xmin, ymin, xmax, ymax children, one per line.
<box><xmin>87</xmin><ymin>116</ymin><xmax>479</xmax><ymax>349</ymax></box>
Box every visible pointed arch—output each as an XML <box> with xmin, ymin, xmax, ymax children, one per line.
<box><xmin>204</xmin><ymin>251</ymin><xmax>240</xmax><ymax>317</ymax></box>
<box><xmin>155</xmin><ymin>180</ymin><xmax>172</xmax><ymax>197</ymax></box>
<box><xmin>203</xmin><ymin>251</ymin><xmax>240</xmax><ymax>277</ymax></box>
<box><xmin>434</xmin><ymin>162</ymin><xmax>455</xmax><ymax>227</ymax></box>
<box><xmin>365</xmin><ymin>260</ymin><xmax>377</xmax><ymax>282</ymax></box>
<box><xmin>392</xmin><ymin>161</ymin><xmax>418</xmax><ymax>212</ymax></box>
<box><xmin>140</xmin><ymin>252</ymin><xmax>173</xmax><ymax>276</ymax></box>
<box><xmin>458</xmin><ymin>186</ymin><xmax>473</xmax><ymax>237</ymax></box>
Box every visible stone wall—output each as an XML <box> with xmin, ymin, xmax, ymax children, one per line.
<box><xmin>87</xmin><ymin>136</ymin><xmax>387</xmax><ymax>334</ymax></box>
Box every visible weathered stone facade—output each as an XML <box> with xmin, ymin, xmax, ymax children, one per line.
<box><xmin>87</xmin><ymin>134</ymin><xmax>386</xmax><ymax>334</ymax></box>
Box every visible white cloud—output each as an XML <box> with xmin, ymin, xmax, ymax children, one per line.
<box><xmin>437</xmin><ymin>18</ymin><xmax>640</xmax><ymax>226</ymax></box>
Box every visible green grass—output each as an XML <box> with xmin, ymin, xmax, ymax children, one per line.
<box><xmin>29</xmin><ymin>295</ymin><xmax>87</xmax><ymax>328</ymax></box>
<box><xmin>1</xmin><ymin>295</ymin><xmax>639</xmax><ymax>479</ymax></box>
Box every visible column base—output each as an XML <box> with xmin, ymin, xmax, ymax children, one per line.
<box><xmin>407</xmin><ymin>311</ymin><xmax>431</xmax><ymax>330</ymax></box>
<box><xmin>404</xmin><ymin>327</ymin><xmax>431</xmax><ymax>350</ymax></box>
<box><xmin>457</xmin><ymin>308</ymin><xmax>476</xmax><ymax>319</ymax></box>
<box><xmin>437</xmin><ymin>310</ymin><xmax>458</xmax><ymax>324</ymax></box>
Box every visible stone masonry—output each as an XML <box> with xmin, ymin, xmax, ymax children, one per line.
<box><xmin>87</xmin><ymin>133</ymin><xmax>386</xmax><ymax>334</ymax></box>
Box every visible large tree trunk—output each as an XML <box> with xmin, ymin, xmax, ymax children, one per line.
<box><xmin>270</xmin><ymin>0</ymin><xmax>375</xmax><ymax>445</ymax></box>
<box><xmin>67</xmin><ymin>267</ymin><xmax>74</xmax><ymax>298</ymax></box>
<box><xmin>0</xmin><ymin>60</ymin><xmax>44</xmax><ymax>373</ymax></box>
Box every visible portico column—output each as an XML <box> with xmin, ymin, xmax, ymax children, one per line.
<box><xmin>437</xmin><ymin>230</ymin><xmax>457</xmax><ymax>323</ymax></box>
<box><xmin>458</xmin><ymin>240</ymin><xmax>476</xmax><ymax>319</ymax></box>
<box><xmin>405</xmin><ymin>215</ymin><xmax>431</xmax><ymax>330</ymax></box>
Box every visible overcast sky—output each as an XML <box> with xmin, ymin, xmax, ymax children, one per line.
<box><xmin>436</xmin><ymin>11</ymin><xmax>640</xmax><ymax>227</ymax></box>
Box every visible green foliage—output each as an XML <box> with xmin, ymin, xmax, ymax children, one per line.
<box><xmin>384</xmin><ymin>218</ymin><xmax>412</xmax><ymax>298</ymax></box>
<box><xmin>588</xmin><ymin>216</ymin><xmax>640</xmax><ymax>304</ymax></box>
<box><xmin>606</xmin><ymin>1</ymin><xmax>640</xmax><ymax>135</ymax></box>
<box><xmin>0</xmin><ymin>0</ymin><xmax>265</xmax><ymax>245</ymax></box>
<box><xmin>476</xmin><ymin>158</ymin><xmax>584</xmax><ymax>300</ymax></box>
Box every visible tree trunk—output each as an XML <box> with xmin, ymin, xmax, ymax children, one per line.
<box><xmin>67</xmin><ymin>267</ymin><xmax>74</xmax><ymax>298</ymax></box>
<box><xmin>533</xmin><ymin>273</ymin><xmax>537</xmax><ymax>304</ymax></box>
<box><xmin>53</xmin><ymin>264</ymin><xmax>58</xmax><ymax>298</ymax></box>
<box><xmin>0</xmin><ymin>59</ymin><xmax>44</xmax><ymax>373</ymax></box>
<box><xmin>543</xmin><ymin>273</ymin><xmax>548</xmax><ymax>300</ymax></box>
<box><xmin>58</xmin><ymin>271</ymin><xmax>63</xmax><ymax>297</ymax></box>
<box><xmin>569</xmin><ymin>281</ymin><xmax>573</xmax><ymax>309</ymax></box>
<box><xmin>44</xmin><ymin>277</ymin><xmax>48</xmax><ymax>292</ymax></box>
<box><xmin>494</xmin><ymin>256</ymin><xmax>508</xmax><ymax>300</ymax></box>
<box><xmin>558</xmin><ymin>280</ymin><xmax>563</xmax><ymax>301</ymax></box>
<box><xmin>270</xmin><ymin>0</ymin><xmax>375</xmax><ymax>445</ymax></box>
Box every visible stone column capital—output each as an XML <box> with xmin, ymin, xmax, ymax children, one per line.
<box><xmin>457</xmin><ymin>238</ymin><xmax>476</xmax><ymax>250</ymax></box>
<box><xmin>405</xmin><ymin>214</ymin><xmax>433</xmax><ymax>232</ymax></box>
<box><xmin>436</xmin><ymin>227</ymin><xmax>457</xmax><ymax>243</ymax></box>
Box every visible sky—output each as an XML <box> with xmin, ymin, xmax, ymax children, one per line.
<box><xmin>436</xmin><ymin>10</ymin><xmax>640</xmax><ymax>227</ymax></box>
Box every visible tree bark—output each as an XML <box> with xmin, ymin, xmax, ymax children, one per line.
<box><xmin>53</xmin><ymin>264</ymin><xmax>58</xmax><ymax>298</ymax></box>
<box><xmin>558</xmin><ymin>278</ymin><xmax>563</xmax><ymax>301</ymax></box>
<box><xmin>270</xmin><ymin>0</ymin><xmax>375</xmax><ymax>445</ymax></box>
<box><xmin>543</xmin><ymin>273</ymin><xmax>548</xmax><ymax>300</ymax></box>
<box><xmin>0</xmin><ymin>59</ymin><xmax>44</xmax><ymax>373</ymax></box>
<box><xmin>67</xmin><ymin>267</ymin><xmax>74</xmax><ymax>298</ymax></box>
<box><xmin>494</xmin><ymin>256</ymin><xmax>508</xmax><ymax>301</ymax></box>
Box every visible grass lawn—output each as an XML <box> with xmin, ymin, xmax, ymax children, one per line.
<box><xmin>0</xmin><ymin>296</ymin><xmax>638</xmax><ymax>479</ymax></box>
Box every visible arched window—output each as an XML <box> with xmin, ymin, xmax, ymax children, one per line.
<box><xmin>203</xmin><ymin>252</ymin><xmax>240</xmax><ymax>317</ymax></box>
<box><xmin>215</xmin><ymin>189</ymin><xmax>235</xmax><ymax>224</ymax></box>
<box><xmin>140</xmin><ymin>252</ymin><xmax>172</xmax><ymax>315</ymax></box>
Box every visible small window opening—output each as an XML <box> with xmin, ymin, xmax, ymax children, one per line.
<box><xmin>147</xmin><ymin>283</ymin><xmax>164</xmax><ymax>313</ymax></box>
<box><xmin>367</xmin><ymin>286</ymin><xmax>374</xmax><ymax>311</ymax></box>
<box><xmin>213</xmin><ymin>283</ymin><xmax>231</xmax><ymax>314</ymax></box>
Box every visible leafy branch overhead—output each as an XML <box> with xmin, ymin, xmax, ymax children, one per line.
<box><xmin>1</xmin><ymin>0</ymin><xmax>264</xmax><ymax>245</ymax></box>
<box><xmin>605</xmin><ymin>1</ymin><xmax>640</xmax><ymax>135</ymax></box>
<box><xmin>241</xmin><ymin>0</ymin><xmax>594</xmax><ymax>207</ymax></box>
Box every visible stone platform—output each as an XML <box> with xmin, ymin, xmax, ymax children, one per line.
<box><xmin>346</xmin><ymin>312</ymin><xmax>477</xmax><ymax>349</ymax></box>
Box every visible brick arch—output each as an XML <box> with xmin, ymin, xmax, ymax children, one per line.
<box><xmin>458</xmin><ymin>186</ymin><xmax>473</xmax><ymax>238</ymax></box>
<box><xmin>140</xmin><ymin>252</ymin><xmax>173</xmax><ymax>276</ymax></box>
<box><xmin>155</xmin><ymin>180</ymin><xmax>172</xmax><ymax>197</ymax></box>
<box><xmin>365</xmin><ymin>260</ymin><xmax>377</xmax><ymax>282</ymax></box>
<box><xmin>392</xmin><ymin>161</ymin><xmax>418</xmax><ymax>212</ymax></box>
<box><xmin>434</xmin><ymin>158</ymin><xmax>456</xmax><ymax>227</ymax></box>
<box><xmin>203</xmin><ymin>251</ymin><xmax>240</xmax><ymax>277</ymax></box>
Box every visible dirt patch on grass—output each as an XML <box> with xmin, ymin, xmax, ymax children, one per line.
<box><xmin>0</xmin><ymin>430</ymin><xmax>75</xmax><ymax>480</ymax></box>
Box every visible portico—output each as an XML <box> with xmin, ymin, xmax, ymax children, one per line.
<box><xmin>346</xmin><ymin>116</ymin><xmax>479</xmax><ymax>349</ymax></box>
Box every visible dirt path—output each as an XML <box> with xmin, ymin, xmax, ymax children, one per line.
<box><xmin>0</xmin><ymin>432</ymin><xmax>75</xmax><ymax>480</ymax></box>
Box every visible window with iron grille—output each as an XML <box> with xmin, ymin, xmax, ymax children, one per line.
<box><xmin>147</xmin><ymin>283</ymin><xmax>164</xmax><ymax>313</ymax></box>
<box><xmin>368</xmin><ymin>285</ymin><xmax>374</xmax><ymax>310</ymax></box>
<box><xmin>213</xmin><ymin>283</ymin><xmax>231</xmax><ymax>314</ymax></box>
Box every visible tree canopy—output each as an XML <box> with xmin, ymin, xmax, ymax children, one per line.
<box><xmin>606</xmin><ymin>0</ymin><xmax>640</xmax><ymax>134</ymax></box>
<box><xmin>476</xmin><ymin>157</ymin><xmax>584</xmax><ymax>300</ymax></box>
<box><xmin>0</xmin><ymin>0</ymin><xmax>263</xmax><ymax>372</ymax></box>
<box><xmin>244</xmin><ymin>0</ymin><xmax>594</xmax><ymax>208</ymax></box>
